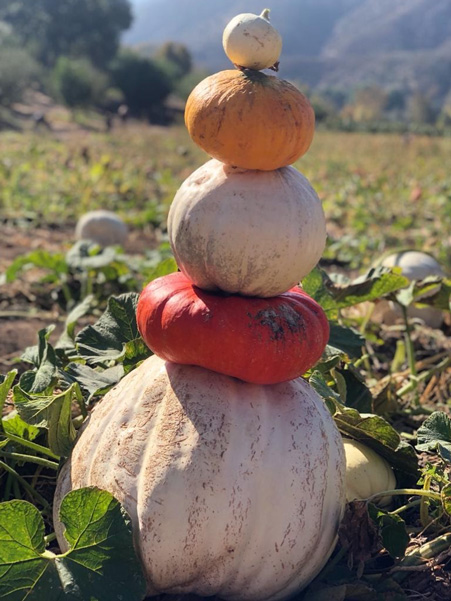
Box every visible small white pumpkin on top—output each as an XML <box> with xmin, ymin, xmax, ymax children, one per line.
<box><xmin>222</xmin><ymin>9</ymin><xmax>282</xmax><ymax>71</ymax></box>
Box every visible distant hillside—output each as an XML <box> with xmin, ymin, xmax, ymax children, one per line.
<box><xmin>124</xmin><ymin>0</ymin><xmax>362</xmax><ymax>67</ymax></box>
<box><xmin>324</xmin><ymin>0</ymin><xmax>451</xmax><ymax>57</ymax></box>
<box><xmin>124</xmin><ymin>0</ymin><xmax>451</xmax><ymax>107</ymax></box>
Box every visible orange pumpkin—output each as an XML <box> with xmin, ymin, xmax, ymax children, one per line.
<box><xmin>185</xmin><ymin>70</ymin><xmax>315</xmax><ymax>171</ymax></box>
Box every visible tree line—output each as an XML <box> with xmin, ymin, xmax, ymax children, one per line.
<box><xmin>0</xmin><ymin>0</ymin><xmax>449</xmax><ymax>133</ymax></box>
<box><xmin>0</xmin><ymin>0</ymin><xmax>205</xmax><ymax>123</ymax></box>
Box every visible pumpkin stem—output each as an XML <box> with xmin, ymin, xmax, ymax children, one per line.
<box><xmin>260</xmin><ymin>8</ymin><xmax>271</xmax><ymax>20</ymax></box>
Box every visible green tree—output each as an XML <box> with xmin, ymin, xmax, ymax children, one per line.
<box><xmin>52</xmin><ymin>56</ymin><xmax>109</xmax><ymax>108</ymax></box>
<box><xmin>386</xmin><ymin>89</ymin><xmax>406</xmax><ymax>112</ymax></box>
<box><xmin>154</xmin><ymin>42</ymin><xmax>192</xmax><ymax>81</ymax></box>
<box><xmin>408</xmin><ymin>93</ymin><xmax>436</xmax><ymax>125</ymax></box>
<box><xmin>0</xmin><ymin>24</ymin><xmax>40</xmax><ymax>106</ymax></box>
<box><xmin>352</xmin><ymin>86</ymin><xmax>388</xmax><ymax>122</ymax></box>
<box><xmin>109</xmin><ymin>51</ymin><xmax>171</xmax><ymax>118</ymax></box>
<box><xmin>437</xmin><ymin>102</ymin><xmax>451</xmax><ymax>129</ymax></box>
<box><xmin>309</xmin><ymin>94</ymin><xmax>335</xmax><ymax>123</ymax></box>
<box><xmin>175</xmin><ymin>69</ymin><xmax>210</xmax><ymax>101</ymax></box>
<box><xmin>0</xmin><ymin>0</ymin><xmax>132</xmax><ymax>68</ymax></box>
<box><xmin>0</xmin><ymin>47</ymin><xmax>40</xmax><ymax>106</ymax></box>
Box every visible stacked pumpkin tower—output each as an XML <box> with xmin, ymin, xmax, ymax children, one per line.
<box><xmin>54</xmin><ymin>10</ymin><xmax>346</xmax><ymax>601</ymax></box>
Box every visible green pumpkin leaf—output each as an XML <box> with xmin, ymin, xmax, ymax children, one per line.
<box><xmin>416</xmin><ymin>277</ymin><xmax>450</xmax><ymax>311</ymax></box>
<box><xmin>328</xmin><ymin>322</ymin><xmax>365</xmax><ymax>359</ymax></box>
<box><xmin>4</xmin><ymin>249</ymin><xmax>68</xmax><ymax>284</ymax></box>
<box><xmin>329</xmin><ymin>405</ymin><xmax>418</xmax><ymax>480</ymax></box>
<box><xmin>330</xmin><ymin>267</ymin><xmax>409</xmax><ymax>308</ymax></box>
<box><xmin>63</xmin><ymin>363</ymin><xmax>124</xmax><ymax>402</ymax></box>
<box><xmin>336</xmin><ymin>367</ymin><xmax>373</xmax><ymax>413</ymax></box>
<box><xmin>416</xmin><ymin>412</ymin><xmax>451</xmax><ymax>462</ymax></box>
<box><xmin>123</xmin><ymin>337</ymin><xmax>152</xmax><ymax>373</ymax></box>
<box><xmin>394</xmin><ymin>276</ymin><xmax>451</xmax><ymax>310</ymax></box>
<box><xmin>2</xmin><ymin>411</ymin><xmax>41</xmax><ymax>441</ymax></box>
<box><xmin>13</xmin><ymin>383</ymin><xmax>79</xmax><ymax>456</ymax></box>
<box><xmin>310</xmin><ymin>371</ymin><xmax>342</xmax><ymax>404</ymax></box>
<box><xmin>66</xmin><ymin>240</ymin><xmax>118</xmax><ymax>271</ymax></box>
<box><xmin>302</xmin><ymin>267</ymin><xmax>408</xmax><ymax>318</ymax></box>
<box><xmin>0</xmin><ymin>487</ymin><xmax>146</xmax><ymax>600</ymax></box>
<box><xmin>20</xmin><ymin>327</ymin><xmax>59</xmax><ymax>394</ymax></box>
<box><xmin>56</xmin><ymin>295</ymin><xmax>96</xmax><ymax>352</ymax></box>
<box><xmin>75</xmin><ymin>293</ymin><xmax>148</xmax><ymax>366</ymax></box>
<box><xmin>368</xmin><ymin>505</ymin><xmax>409</xmax><ymax>558</ymax></box>
<box><xmin>441</xmin><ymin>483</ymin><xmax>451</xmax><ymax>516</ymax></box>
<box><xmin>302</xmin><ymin>268</ymin><xmax>338</xmax><ymax>318</ymax></box>
<box><xmin>141</xmin><ymin>256</ymin><xmax>178</xmax><ymax>284</ymax></box>
<box><xmin>0</xmin><ymin>370</ymin><xmax>17</xmax><ymax>427</ymax></box>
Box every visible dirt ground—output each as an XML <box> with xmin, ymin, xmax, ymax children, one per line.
<box><xmin>0</xmin><ymin>223</ymin><xmax>157</xmax><ymax>373</ymax></box>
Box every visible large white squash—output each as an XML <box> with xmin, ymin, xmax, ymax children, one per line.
<box><xmin>168</xmin><ymin>159</ymin><xmax>326</xmax><ymax>298</ymax></box>
<box><xmin>54</xmin><ymin>355</ymin><xmax>345</xmax><ymax>601</ymax></box>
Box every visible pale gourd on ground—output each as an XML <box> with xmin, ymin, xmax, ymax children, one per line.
<box><xmin>222</xmin><ymin>9</ymin><xmax>282</xmax><ymax>71</ymax></box>
<box><xmin>343</xmin><ymin>438</ymin><xmax>396</xmax><ymax>507</ymax></box>
<box><xmin>75</xmin><ymin>210</ymin><xmax>128</xmax><ymax>248</ymax></box>
<box><xmin>168</xmin><ymin>159</ymin><xmax>326</xmax><ymax>297</ymax></box>
<box><xmin>374</xmin><ymin>250</ymin><xmax>446</xmax><ymax>328</ymax></box>
<box><xmin>54</xmin><ymin>355</ymin><xmax>346</xmax><ymax>601</ymax></box>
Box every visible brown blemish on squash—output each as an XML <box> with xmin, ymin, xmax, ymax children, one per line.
<box><xmin>251</xmin><ymin>303</ymin><xmax>306</xmax><ymax>341</ymax></box>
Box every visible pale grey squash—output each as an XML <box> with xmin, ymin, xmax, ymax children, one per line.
<box><xmin>54</xmin><ymin>355</ymin><xmax>345</xmax><ymax>601</ymax></box>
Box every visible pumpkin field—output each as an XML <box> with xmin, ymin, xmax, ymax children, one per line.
<box><xmin>0</xmin><ymin>122</ymin><xmax>451</xmax><ymax>600</ymax></box>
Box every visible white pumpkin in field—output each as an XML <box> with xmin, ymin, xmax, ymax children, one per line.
<box><xmin>374</xmin><ymin>250</ymin><xmax>446</xmax><ymax>328</ymax></box>
<box><xmin>54</xmin><ymin>355</ymin><xmax>346</xmax><ymax>601</ymax></box>
<box><xmin>343</xmin><ymin>438</ymin><xmax>396</xmax><ymax>507</ymax></box>
<box><xmin>380</xmin><ymin>250</ymin><xmax>445</xmax><ymax>290</ymax></box>
<box><xmin>168</xmin><ymin>159</ymin><xmax>326</xmax><ymax>298</ymax></box>
<box><xmin>75</xmin><ymin>210</ymin><xmax>128</xmax><ymax>248</ymax></box>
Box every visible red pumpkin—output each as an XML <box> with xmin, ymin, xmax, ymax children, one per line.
<box><xmin>137</xmin><ymin>272</ymin><xmax>329</xmax><ymax>385</ymax></box>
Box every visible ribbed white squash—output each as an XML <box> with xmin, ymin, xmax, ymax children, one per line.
<box><xmin>54</xmin><ymin>355</ymin><xmax>345</xmax><ymax>601</ymax></box>
<box><xmin>168</xmin><ymin>159</ymin><xmax>326</xmax><ymax>298</ymax></box>
<box><xmin>222</xmin><ymin>9</ymin><xmax>282</xmax><ymax>71</ymax></box>
<box><xmin>344</xmin><ymin>439</ymin><xmax>396</xmax><ymax>508</ymax></box>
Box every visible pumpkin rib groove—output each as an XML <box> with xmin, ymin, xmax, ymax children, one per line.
<box><xmin>227</xmin><ymin>392</ymin><xmax>283</xmax><ymax>596</ymax></box>
<box><xmin>210</xmin><ymin>385</ymin><xmax>262</xmax><ymax>596</ymax></box>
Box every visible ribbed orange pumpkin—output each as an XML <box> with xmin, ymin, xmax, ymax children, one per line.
<box><xmin>185</xmin><ymin>70</ymin><xmax>315</xmax><ymax>171</ymax></box>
